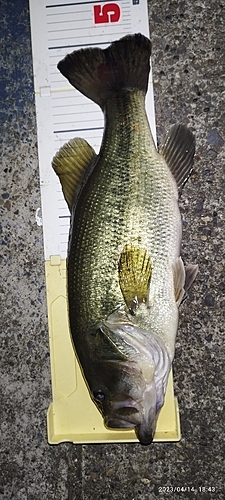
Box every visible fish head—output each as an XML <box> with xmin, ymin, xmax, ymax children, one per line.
<box><xmin>82</xmin><ymin>313</ymin><xmax>171</xmax><ymax>445</ymax></box>
<box><xmin>103</xmin><ymin>375</ymin><xmax>160</xmax><ymax>446</ymax></box>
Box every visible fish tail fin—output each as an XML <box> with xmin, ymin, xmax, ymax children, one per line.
<box><xmin>57</xmin><ymin>33</ymin><xmax>151</xmax><ymax>109</ymax></box>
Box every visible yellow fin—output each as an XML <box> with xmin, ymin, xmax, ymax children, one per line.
<box><xmin>118</xmin><ymin>244</ymin><xmax>152</xmax><ymax>310</ymax></box>
<box><xmin>52</xmin><ymin>138</ymin><xmax>97</xmax><ymax>212</ymax></box>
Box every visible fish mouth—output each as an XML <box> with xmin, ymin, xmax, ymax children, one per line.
<box><xmin>104</xmin><ymin>395</ymin><xmax>142</xmax><ymax>429</ymax></box>
<box><xmin>105</xmin><ymin>415</ymin><xmax>156</xmax><ymax>446</ymax></box>
<box><xmin>105</xmin><ymin>411</ymin><xmax>156</xmax><ymax>446</ymax></box>
<box><xmin>106</xmin><ymin>418</ymin><xmax>136</xmax><ymax>429</ymax></box>
<box><xmin>104</xmin><ymin>387</ymin><xmax>158</xmax><ymax>445</ymax></box>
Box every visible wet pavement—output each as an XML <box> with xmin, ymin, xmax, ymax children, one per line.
<box><xmin>1</xmin><ymin>0</ymin><xmax>224</xmax><ymax>498</ymax></box>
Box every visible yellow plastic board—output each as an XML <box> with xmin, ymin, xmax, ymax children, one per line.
<box><xmin>45</xmin><ymin>256</ymin><xmax>181</xmax><ymax>444</ymax></box>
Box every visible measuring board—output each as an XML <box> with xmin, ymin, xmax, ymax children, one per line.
<box><xmin>29</xmin><ymin>0</ymin><xmax>181</xmax><ymax>444</ymax></box>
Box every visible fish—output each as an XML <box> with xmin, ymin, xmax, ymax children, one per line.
<box><xmin>52</xmin><ymin>33</ymin><xmax>198</xmax><ymax>445</ymax></box>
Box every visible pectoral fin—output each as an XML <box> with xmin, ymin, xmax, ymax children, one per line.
<box><xmin>52</xmin><ymin>138</ymin><xmax>97</xmax><ymax>212</ymax></box>
<box><xmin>173</xmin><ymin>257</ymin><xmax>198</xmax><ymax>306</ymax></box>
<box><xmin>160</xmin><ymin>124</ymin><xmax>195</xmax><ymax>189</ymax></box>
<box><xmin>118</xmin><ymin>244</ymin><xmax>152</xmax><ymax>310</ymax></box>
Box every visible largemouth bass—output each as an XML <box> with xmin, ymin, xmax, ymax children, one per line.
<box><xmin>52</xmin><ymin>34</ymin><xmax>198</xmax><ymax>445</ymax></box>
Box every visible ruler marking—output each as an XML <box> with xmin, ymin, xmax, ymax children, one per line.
<box><xmin>54</xmin><ymin>127</ymin><xmax>104</xmax><ymax>133</ymax></box>
<box><xmin>46</xmin><ymin>1</ymin><xmax>109</xmax><ymax>8</ymax></box>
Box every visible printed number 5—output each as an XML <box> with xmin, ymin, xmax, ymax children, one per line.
<box><xmin>94</xmin><ymin>3</ymin><xmax>121</xmax><ymax>24</ymax></box>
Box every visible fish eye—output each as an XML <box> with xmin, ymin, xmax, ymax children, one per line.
<box><xmin>93</xmin><ymin>390</ymin><xmax>105</xmax><ymax>402</ymax></box>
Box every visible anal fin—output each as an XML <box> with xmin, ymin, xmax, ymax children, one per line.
<box><xmin>52</xmin><ymin>138</ymin><xmax>97</xmax><ymax>212</ymax></box>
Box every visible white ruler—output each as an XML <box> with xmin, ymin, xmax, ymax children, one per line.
<box><xmin>29</xmin><ymin>0</ymin><xmax>156</xmax><ymax>260</ymax></box>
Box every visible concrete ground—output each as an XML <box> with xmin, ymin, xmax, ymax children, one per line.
<box><xmin>1</xmin><ymin>0</ymin><xmax>224</xmax><ymax>498</ymax></box>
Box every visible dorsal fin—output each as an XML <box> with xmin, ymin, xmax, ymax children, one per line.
<box><xmin>118</xmin><ymin>244</ymin><xmax>152</xmax><ymax>311</ymax></box>
<box><xmin>52</xmin><ymin>138</ymin><xmax>96</xmax><ymax>212</ymax></box>
<box><xmin>159</xmin><ymin>124</ymin><xmax>195</xmax><ymax>189</ymax></box>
